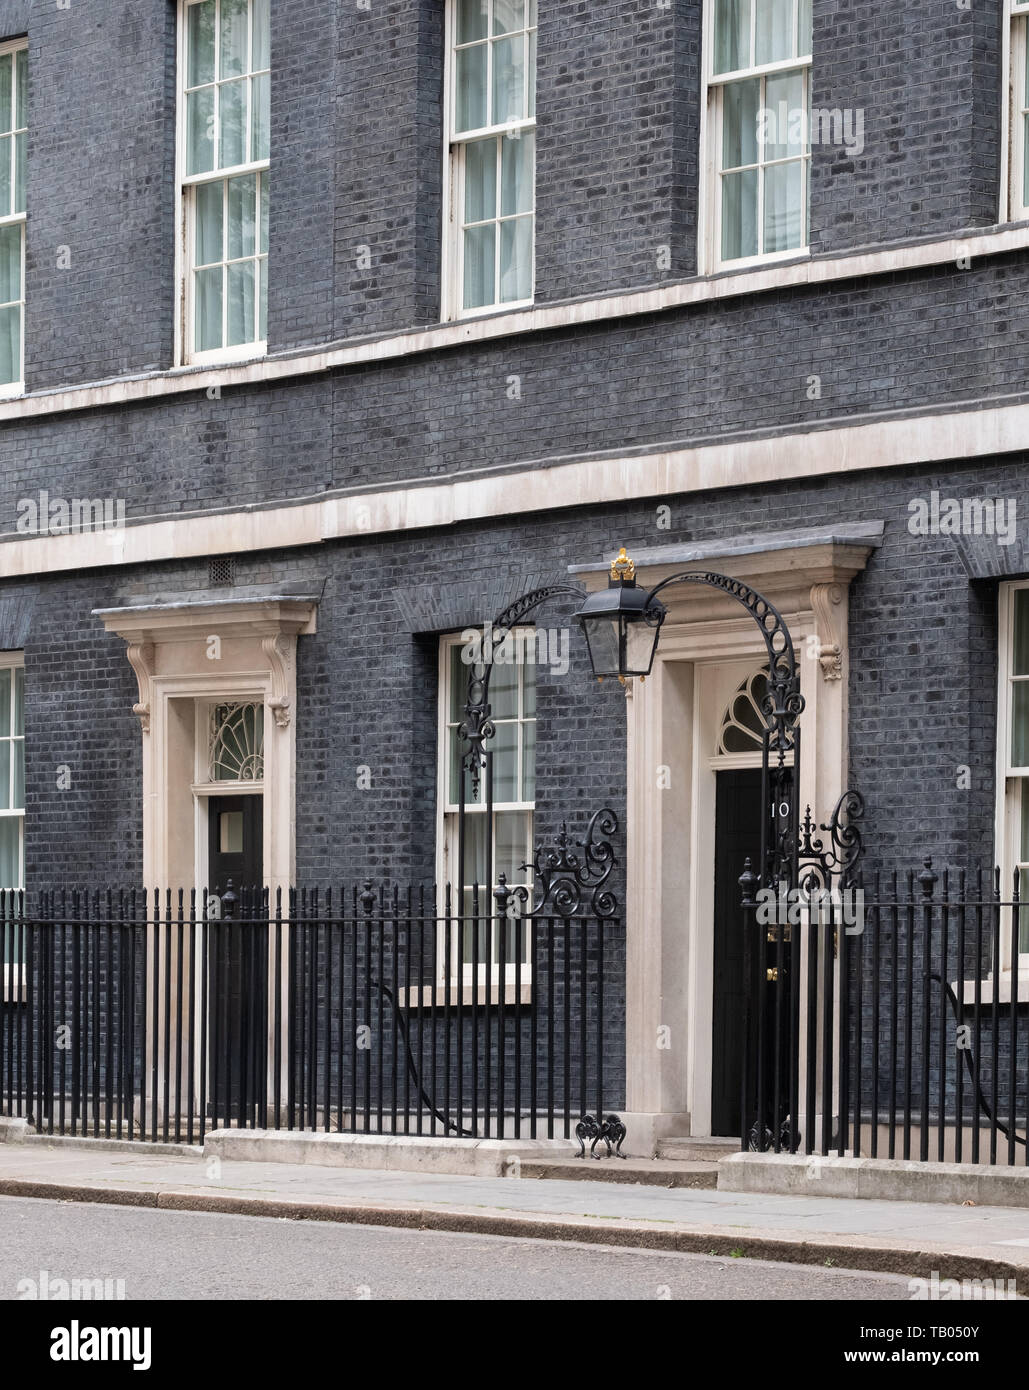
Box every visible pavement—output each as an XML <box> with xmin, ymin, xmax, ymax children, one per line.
<box><xmin>1</xmin><ymin>1139</ymin><xmax>1029</xmax><ymax>1284</ymax></box>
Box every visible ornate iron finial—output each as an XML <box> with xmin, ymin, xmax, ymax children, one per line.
<box><xmin>738</xmin><ymin>858</ymin><xmax>759</xmax><ymax>907</ymax></box>
<box><xmin>220</xmin><ymin>879</ymin><xmax>237</xmax><ymax>920</ymax></box>
<box><xmin>360</xmin><ymin>880</ymin><xmax>375</xmax><ymax>916</ymax></box>
<box><xmin>919</xmin><ymin>858</ymin><xmax>938</xmax><ymax>899</ymax></box>
<box><xmin>610</xmin><ymin>547</ymin><xmax>636</xmax><ymax>582</ymax></box>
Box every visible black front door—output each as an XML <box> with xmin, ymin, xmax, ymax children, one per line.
<box><xmin>208</xmin><ymin>795</ymin><xmax>265</xmax><ymax>1122</ymax></box>
<box><xmin>711</xmin><ymin>768</ymin><xmax>763</xmax><ymax>1135</ymax></box>
<box><xmin>208</xmin><ymin>795</ymin><xmax>263</xmax><ymax>892</ymax></box>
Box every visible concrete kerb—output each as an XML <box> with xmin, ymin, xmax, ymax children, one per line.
<box><xmin>1</xmin><ymin>1174</ymin><xmax>1028</xmax><ymax>1285</ymax></box>
<box><xmin>719</xmin><ymin>1152</ymin><xmax>1029</xmax><ymax>1207</ymax></box>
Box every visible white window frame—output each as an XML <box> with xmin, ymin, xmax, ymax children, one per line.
<box><xmin>700</xmin><ymin>0</ymin><xmax>812</xmax><ymax>274</ymax></box>
<box><xmin>1005</xmin><ymin>0</ymin><xmax>1029</xmax><ymax>224</ymax></box>
<box><xmin>0</xmin><ymin>39</ymin><xmax>27</xmax><ymax>400</ymax></box>
<box><xmin>442</xmin><ymin>0</ymin><xmax>537</xmax><ymax>322</ymax></box>
<box><xmin>0</xmin><ymin>652</ymin><xmax>24</xmax><ymax>1000</ymax></box>
<box><xmin>176</xmin><ymin>0</ymin><xmax>269</xmax><ymax>368</ymax></box>
<box><xmin>994</xmin><ymin>580</ymin><xmax>1029</xmax><ymax>977</ymax></box>
<box><xmin>435</xmin><ymin>631</ymin><xmax>535</xmax><ymax>992</ymax></box>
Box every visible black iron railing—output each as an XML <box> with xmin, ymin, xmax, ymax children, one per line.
<box><xmin>743</xmin><ymin>861</ymin><xmax>1029</xmax><ymax>1165</ymax></box>
<box><xmin>0</xmin><ymin>884</ymin><xmax>623</xmax><ymax>1147</ymax></box>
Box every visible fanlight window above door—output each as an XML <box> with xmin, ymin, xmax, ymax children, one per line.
<box><xmin>716</xmin><ymin>667</ymin><xmax>769</xmax><ymax>755</ymax></box>
<box><xmin>209</xmin><ymin>702</ymin><xmax>264</xmax><ymax>782</ymax></box>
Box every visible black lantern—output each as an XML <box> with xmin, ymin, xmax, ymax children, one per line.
<box><xmin>574</xmin><ymin>548</ymin><xmax>665</xmax><ymax>681</ymax></box>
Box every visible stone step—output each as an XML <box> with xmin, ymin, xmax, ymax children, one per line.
<box><xmin>656</xmin><ymin>1136</ymin><xmax>739</xmax><ymax>1163</ymax></box>
<box><xmin>519</xmin><ymin>1156</ymin><xmax>718</xmax><ymax>1188</ymax></box>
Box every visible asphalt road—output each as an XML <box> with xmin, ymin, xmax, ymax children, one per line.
<box><xmin>0</xmin><ymin>1196</ymin><xmax>915</xmax><ymax>1300</ymax></box>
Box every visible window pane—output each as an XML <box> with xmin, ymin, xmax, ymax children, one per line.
<box><xmin>11</xmin><ymin>742</ymin><xmax>22</xmax><ymax>810</ymax></box>
<box><xmin>495</xmin><ymin>812</ymin><xmax>526</xmax><ymax>888</ymax></box>
<box><xmin>251</xmin><ymin>71</ymin><xmax>269</xmax><ymax>162</ymax></box>
<box><xmin>1013</xmin><ymin>681</ymin><xmax>1029</xmax><ymax>766</ymax></box>
<box><xmin>188</xmin><ymin>0</ymin><xmax>216</xmax><ymax>87</ymax></box>
<box><xmin>12</xmin><ymin>667</ymin><xmax>21</xmax><ymax>736</ymax></box>
<box><xmin>764</xmin><ymin>70</ymin><xmax>805</xmax><ymax>159</ymax></box>
<box><xmin>499</xmin><ymin>215</ymin><xmax>532</xmax><ymax>301</ymax></box>
<box><xmin>500</xmin><ymin>130</ymin><xmax>533</xmax><ymax>214</ymax></box>
<box><xmin>457</xmin><ymin>0</ymin><xmax>488</xmax><ymax>44</ymax></box>
<box><xmin>0</xmin><ymin>303</ymin><xmax>20</xmax><ymax>385</ymax></box>
<box><xmin>259</xmin><ymin>256</ymin><xmax>267</xmax><ymax>340</ymax></box>
<box><xmin>226</xmin><ymin>259</ymin><xmax>255</xmax><ymax>345</ymax></box>
<box><xmin>227</xmin><ymin>173</ymin><xmax>256</xmax><ymax>259</ymax></box>
<box><xmin>0</xmin><ymin>134</ymin><xmax>9</xmax><ymax>217</ymax></box>
<box><xmin>0</xmin><ymin>54</ymin><xmax>11</xmax><ymax>134</ymax></box>
<box><xmin>449</xmin><ymin>729</ymin><xmax>482</xmax><ymax>807</ymax></box>
<box><xmin>195</xmin><ymin>179</ymin><xmax>224</xmax><ymax>265</ymax></box>
<box><xmin>464</xmin><ymin>137</ymin><xmax>496</xmax><ymax>223</ymax></box>
<box><xmin>493</xmin><ymin>0</ymin><xmax>525</xmax><ymax>35</ymax></box>
<box><xmin>461</xmin><ymin>812</ymin><xmax>487</xmax><ymax>886</ymax></box>
<box><xmin>0</xmin><ymin>671</ymin><xmax>9</xmax><ymax>734</ymax></box>
<box><xmin>456</xmin><ymin>43</ymin><xmax>487</xmax><ymax>132</ymax></box>
<box><xmin>0</xmin><ymin>222</ymin><xmax>21</xmax><ymax>303</ymax></box>
<box><xmin>714</xmin><ymin>0</ymin><xmax>750</xmax><ymax>75</ymax></box>
<box><xmin>755</xmin><ymin>0</ymin><xmax>795</xmax><ymax>66</ymax></box>
<box><xmin>523</xmin><ymin>662</ymin><xmax>536</xmax><ymax>717</ymax></box>
<box><xmin>492</xmin><ymin>35</ymin><xmax>525</xmax><ymax>124</ymax></box>
<box><xmin>1015</xmin><ymin>591</ymin><xmax>1029</xmax><ymax>674</ymax></box>
<box><xmin>252</xmin><ymin>0</ymin><xmax>270</xmax><ymax>70</ymax></box>
<box><xmin>195</xmin><ymin>265</ymin><xmax>223</xmax><ymax>351</ymax></box>
<box><xmin>0</xmin><ymin>818</ymin><xmax>18</xmax><ymax>889</ymax></box>
<box><xmin>1024</xmin><ymin>114</ymin><xmax>1029</xmax><ymax>215</ymax></box>
<box><xmin>187</xmin><ymin>87</ymin><xmax>215</xmax><ymax>175</ymax></box>
<box><xmin>490</xmin><ymin>657</ymin><xmax>518</xmax><ymax>717</ymax></box>
<box><xmin>521</xmin><ymin>719</ymin><xmax>535</xmax><ymax>801</ymax></box>
<box><xmin>763</xmin><ymin>158</ymin><xmax>803</xmax><ymax>251</ymax></box>
<box><xmin>797</xmin><ymin>0</ymin><xmax>812</xmax><ymax>52</ymax></box>
<box><xmin>13</xmin><ymin>130</ymin><xmax>24</xmax><ymax>214</ymax></box>
<box><xmin>0</xmin><ymin>742</ymin><xmax>8</xmax><ymax>810</ymax></box>
<box><xmin>220</xmin><ymin>0</ymin><xmax>249</xmax><ymax>79</ymax></box>
<box><xmin>219</xmin><ymin>78</ymin><xmax>247</xmax><ymax>168</ymax></box>
<box><xmin>463</xmin><ymin>222</ymin><xmax>495</xmax><ymax>308</ymax></box>
<box><xmin>450</xmin><ymin>643</ymin><xmax>469</xmax><ymax>721</ymax></box>
<box><xmin>721</xmin><ymin>168</ymin><xmax>758</xmax><ymax>260</ymax></box>
<box><xmin>259</xmin><ymin>172</ymin><xmax>269</xmax><ymax>251</ymax></box>
<box><xmin>488</xmin><ymin>721</ymin><xmax>518</xmax><ymax>801</ymax></box>
<box><xmin>13</xmin><ymin>49</ymin><xmax>24</xmax><ymax>127</ymax></box>
<box><xmin>722</xmin><ymin>78</ymin><xmax>759</xmax><ymax>168</ymax></box>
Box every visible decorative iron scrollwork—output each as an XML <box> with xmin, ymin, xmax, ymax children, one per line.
<box><xmin>524</xmin><ymin>808</ymin><xmax>618</xmax><ymax>919</ymax></box>
<box><xmin>575</xmin><ymin>1112</ymin><xmax>627</xmax><ymax>1160</ymax></box>
<box><xmin>458</xmin><ymin>583</ymin><xmax>585</xmax><ymax>800</ymax></box>
<box><xmin>797</xmin><ymin>789</ymin><xmax>865</xmax><ymax>891</ymax></box>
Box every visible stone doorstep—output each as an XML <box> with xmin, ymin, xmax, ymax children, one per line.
<box><xmin>519</xmin><ymin>1156</ymin><xmax>719</xmax><ymax>1188</ymax></box>
<box><xmin>203</xmin><ymin>1128</ymin><xmax>580</xmax><ymax>1178</ymax></box>
<box><xmin>719</xmin><ymin>1152</ymin><xmax>1029</xmax><ymax>1208</ymax></box>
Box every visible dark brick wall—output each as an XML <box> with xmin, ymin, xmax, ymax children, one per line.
<box><xmin>534</xmin><ymin>0</ymin><xmax>700</xmax><ymax>299</ymax></box>
<box><xmin>333</xmin><ymin>0</ymin><xmax>444</xmax><ymax>336</ymax></box>
<box><xmin>25</xmin><ymin>1</ymin><xmax>178</xmax><ymax>389</ymax></box>
<box><xmin>810</xmin><ymin>0</ymin><xmax>1003</xmax><ymax>254</ymax></box>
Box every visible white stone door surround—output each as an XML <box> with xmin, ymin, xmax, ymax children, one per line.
<box><xmin>570</xmin><ymin>524</ymin><xmax>882</xmax><ymax>1155</ymax></box>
